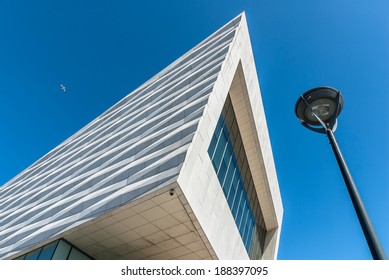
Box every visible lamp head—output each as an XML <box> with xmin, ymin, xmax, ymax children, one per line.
<box><xmin>295</xmin><ymin>86</ymin><xmax>343</xmax><ymax>133</ymax></box>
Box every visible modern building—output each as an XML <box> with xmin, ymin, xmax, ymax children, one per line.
<box><xmin>0</xmin><ymin>12</ymin><xmax>283</xmax><ymax>260</ymax></box>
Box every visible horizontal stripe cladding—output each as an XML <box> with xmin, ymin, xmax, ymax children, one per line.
<box><xmin>0</xmin><ymin>16</ymin><xmax>241</xmax><ymax>258</ymax></box>
<box><xmin>0</xmin><ymin>25</ymin><xmax>235</xmax><ymax>196</ymax></box>
<box><xmin>1</xmin><ymin>173</ymin><xmax>178</xmax><ymax>255</ymax></box>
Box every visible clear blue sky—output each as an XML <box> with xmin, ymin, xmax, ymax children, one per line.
<box><xmin>1</xmin><ymin>1</ymin><xmax>388</xmax><ymax>260</ymax></box>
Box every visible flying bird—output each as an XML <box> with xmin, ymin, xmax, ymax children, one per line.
<box><xmin>60</xmin><ymin>83</ymin><xmax>66</xmax><ymax>92</ymax></box>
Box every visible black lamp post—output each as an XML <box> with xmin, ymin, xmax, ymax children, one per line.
<box><xmin>295</xmin><ymin>86</ymin><xmax>386</xmax><ymax>260</ymax></box>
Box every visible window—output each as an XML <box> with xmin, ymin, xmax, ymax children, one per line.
<box><xmin>13</xmin><ymin>239</ymin><xmax>92</xmax><ymax>260</ymax></box>
<box><xmin>208</xmin><ymin>95</ymin><xmax>265</xmax><ymax>259</ymax></box>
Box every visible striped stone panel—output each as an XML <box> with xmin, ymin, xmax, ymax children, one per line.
<box><xmin>0</xmin><ymin>15</ymin><xmax>243</xmax><ymax>259</ymax></box>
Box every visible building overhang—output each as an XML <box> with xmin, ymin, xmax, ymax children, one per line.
<box><xmin>9</xmin><ymin>183</ymin><xmax>215</xmax><ymax>260</ymax></box>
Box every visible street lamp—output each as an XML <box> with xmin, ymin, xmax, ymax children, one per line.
<box><xmin>295</xmin><ymin>86</ymin><xmax>386</xmax><ymax>260</ymax></box>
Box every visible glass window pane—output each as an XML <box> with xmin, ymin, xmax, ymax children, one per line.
<box><xmin>222</xmin><ymin>160</ymin><xmax>234</xmax><ymax>193</ymax></box>
<box><xmin>215</xmin><ymin>116</ymin><xmax>224</xmax><ymax>136</ymax></box>
<box><xmin>247</xmin><ymin>178</ymin><xmax>255</xmax><ymax>205</ymax></box>
<box><xmin>67</xmin><ymin>247</ymin><xmax>91</xmax><ymax>260</ymax></box>
<box><xmin>238</xmin><ymin>200</ymin><xmax>247</xmax><ymax>235</ymax></box>
<box><xmin>38</xmin><ymin>240</ymin><xmax>58</xmax><ymax>260</ymax></box>
<box><xmin>232</xmin><ymin>130</ymin><xmax>241</xmax><ymax>153</ymax></box>
<box><xmin>222</xmin><ymin>167</ymin><xmax>235</xmax><ymax>197</ymax></box>
<box><xmin>24</xmin><ymin>247</ymin><xmax>42</xmax><ymax>260</ymax></box>
<box><xmin>219</xmin><ymin>143</ymin><xmax>232</xmax><ymax>177</ymax></box>
<box><xmin>246</xmin><ymin>217</ymin><xmax>255</xmax><ymax>249</ymax></box>
<box><xmin>212</xmin><ymin>131</ymin><xmax>227</xmax><ymax>171</ymax></box>
<box><xmin>14</xmin><ymin>255</ymin><xmax>26</xmax><ymax>260</ymax></box>
<box><xmin>241</xmin><ymin>203</ymin><xmax>251</xmax><ymax>241</ymax></box>
<box><xmin>52</xmin><ymin>239</ymin><xmax>71</xmax><ymax>260</ymax></box>
<box><xmin>231</xmin><ymin>182</ymin><xmax>242</xmax><ymax>218</ymax></box>
<box><xmin>223</xmin><ymin>141</ymin><xmax>233</xmax><ymax>164</ymax></box>
<box><xmin>237</xmin><ymin>149</ymin><xmax>244</xmax><ymax>171</ymax></box>
<box><xmin>227</xmin><ymin>170</ymin><xmax>239</xmax><ymax>207</ymax></box>
<box><xmin>241</xmin><ymin>160</ymin><xmax>249</xmax><ymax>185</ymax></box>
<box><xmin>220</xmin><ymin>125</ymin><xmax>229</xmax><ymax>143</ymax></box>
<box><xmin>243</xmin><ymin>216</ymin><xmax>251</xmax><ymax>249</ymax></box>
<box><xmin>236</xmin><ymin>193</ymin><xmax>244</xmax><ymax>225</ymax></box>
<box><xmin>209</xmin><ymin>117</ymin><xmax>224</xmax><ymax>158</ymax></box>
<box><xmin>221</xmin><ymin>154</ymin><xmax>232</xmax><ymax>184</ymax></box>
<box><xmin>249</xmin><ymin>217</ymin><xmax>256</xmax><ymax>248</ymax></box>
<box><xmin>225</xmin><ymin>110</ymin><xmax>235</xmax><ymax>134</ymax></box>
<box><xmin>222</xmin><ymin>96</ymin><xmax>231</xmax><ymax>118</ymax></box>
<box><xmin>231</xmin><ymin>118</ymin><xmax>238</xmax><ymax>142</ymax></box>
<box><xmin>208</xmin><ymin>133</ymin><xmax>218</xmax><ymax>159</ymax></box>
<box><xmin>217</xmin><ymin>159</ymin><xmax>227</xmax><ymax>183</ymax></box>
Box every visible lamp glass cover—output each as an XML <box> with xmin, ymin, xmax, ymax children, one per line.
<box><xmin>304</xmin><ymin>98</ymin><xmax>336</xmax><ymax>123</ymax></box>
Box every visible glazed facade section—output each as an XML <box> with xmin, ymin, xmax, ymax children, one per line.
<box><xmin>14</xmin><ymin>239</ymin><xmax>92</xmax><ymax>260</ymax></box>
<box><xmin>208</xmin><ymin>95</ymin><xmax>266</xmax><ymax>259</ymax></box>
